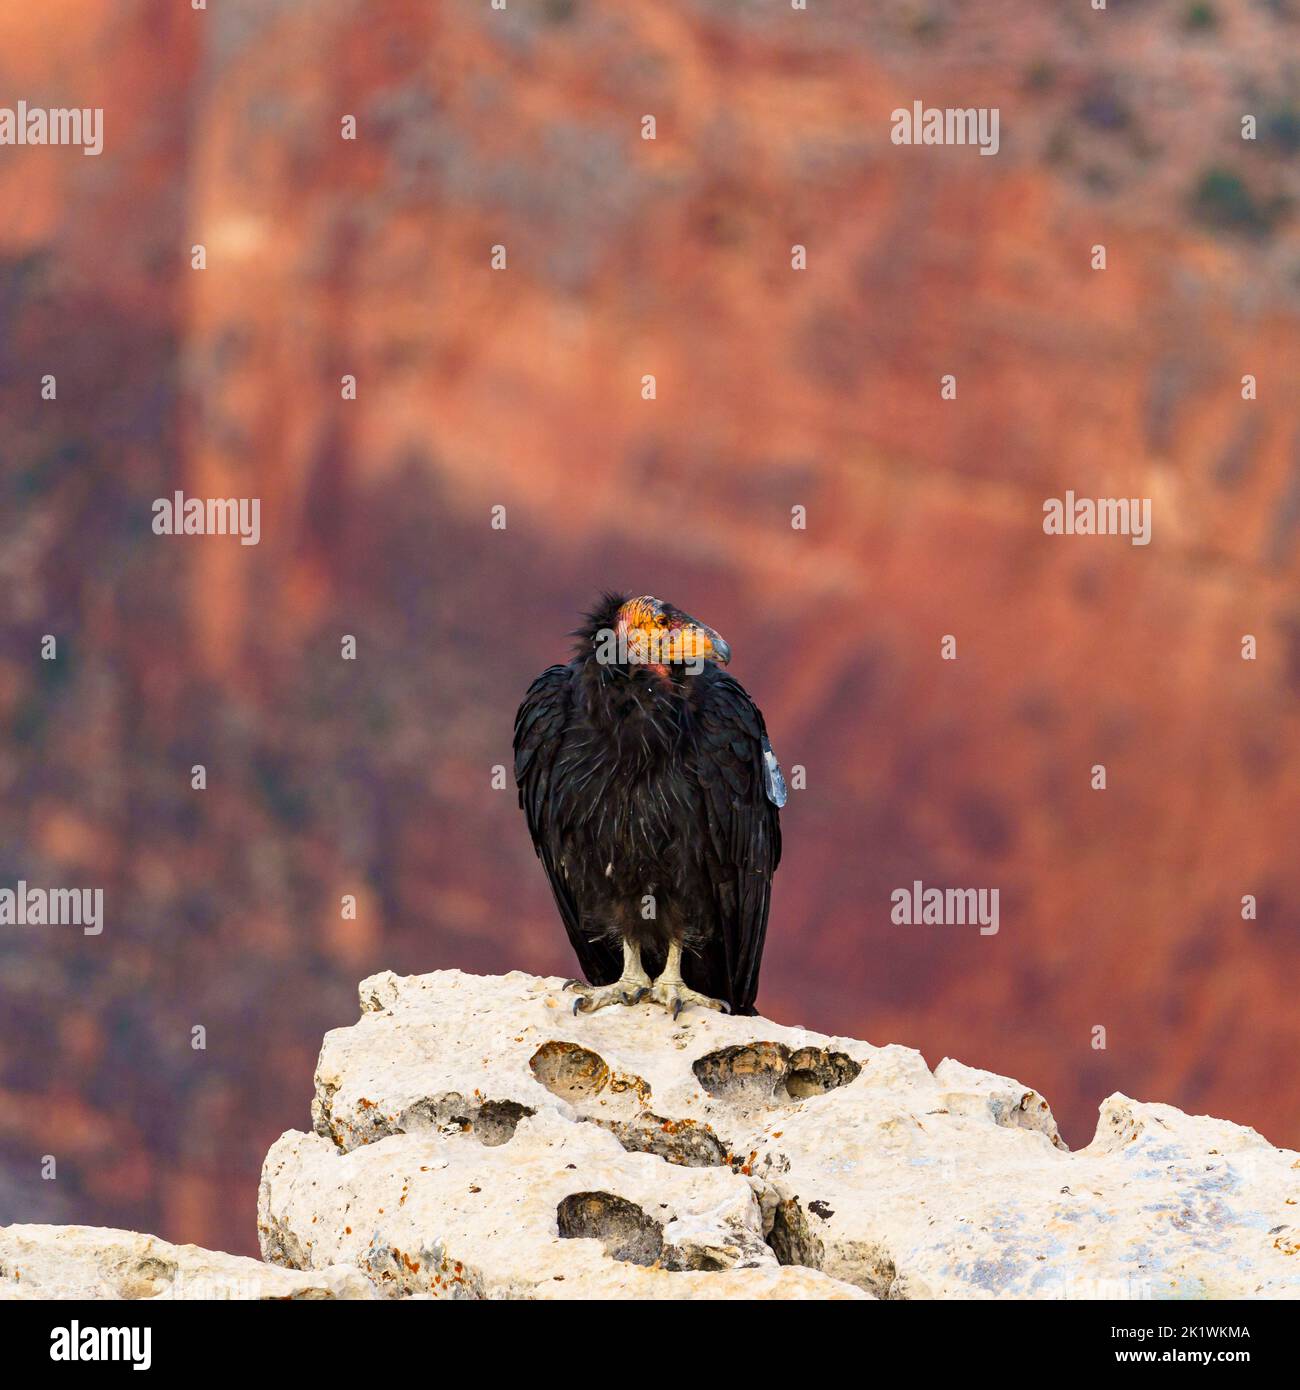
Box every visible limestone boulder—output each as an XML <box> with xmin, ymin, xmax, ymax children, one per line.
<box><xmin>257</xmin><ymin>968</ymin><xmax>1300</xmax><ymax>1299</ymax></box>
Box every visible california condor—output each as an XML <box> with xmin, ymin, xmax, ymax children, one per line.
<box><xmin>513</xmin><ymin>593</ymin><xmax>785</xmax><ymax>1018</ymax></box>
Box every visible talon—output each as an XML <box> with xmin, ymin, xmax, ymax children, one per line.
<box><xmin>672</xmin><ymin>999</ymin><xmax>683</xmax><ymax>1021</ymax></box>
<box><xmin>572</xmin><ymin>997</ymin><xmax>587</xmax><ymax>1016</ymax></box>
<box><xmin>719</xmin><ymin>1001</ymin><xmax>731</xmax><ymax>1015</ymax></box>
<box><xmin>632</xmin><ymin>987</ymin><xmax>649</xmax><ymax>1003</ymax></box>
<box><xmin>563</xmin><ymin>979</ymin><xmax>580</xmax><ymax>991</ymax></box>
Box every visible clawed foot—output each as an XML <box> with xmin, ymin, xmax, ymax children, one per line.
<box><xmin>640</xmin><ymin>979</ymin><xmax>730</xmax><ymax>1021</ymax></box>
<box><xmin>563</xmin><ymin>976</ymin><xmax>650</xmax><ymax>1015</ymax></box>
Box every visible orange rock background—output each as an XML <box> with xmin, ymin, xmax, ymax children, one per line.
<box><xmin>0</xmin><ymin>0</ymin><xmax>1297</xmax><ymax>1255</ymax></box>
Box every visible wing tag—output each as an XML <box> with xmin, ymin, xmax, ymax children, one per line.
<box><xmin>761</xmin><ymin>737</ymin><xmax>788</xmax><ymax>808</ymax></box>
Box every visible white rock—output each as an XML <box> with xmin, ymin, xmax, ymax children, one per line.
<box><xmin>12</xmin><ymin>969</ymin><xmax>1295</xmax><ymax>1301</ymax></box>
<box><xmin>256</xmin><ymin>967</ymin><xmax>1300</xmax><ymax>1300</ymax></box>
<box><xmin>260</xmin><ymin>1118</ymin><xmax>861</xmax><ymax>1299</ymax></box>
<box><xmin>0</xmin><ymin>1224</ymin><xmax>374</xmax><ymax>1300</ymax></box>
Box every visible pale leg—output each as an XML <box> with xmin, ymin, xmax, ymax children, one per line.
<box><xmin>565</xmin><ymin>938</ymin><xmax>653</xmax><ymax>1014</ymax></box>
<box><xmin>643</xmin><ymin>941</ymin><xmax>730</xmax><ymax>1020</ymax></box>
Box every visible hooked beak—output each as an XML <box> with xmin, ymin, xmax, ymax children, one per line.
<box><xmin>678</xmin><ymin>621</ymin><xmax>729</xmax><ymax>666</ymax></box>
<box><xmin>616</xmin><ymin>597</ymin><xmax>732</xmax><ymax>667</ymax></box>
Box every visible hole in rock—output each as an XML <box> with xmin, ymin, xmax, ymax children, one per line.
<box><xmin>473</xmin><ymin>1099</ymin><xmax>536</xmax><ymax>1146</ymax></box>
<box><xmin>785</xmin><ymin>1047</ymin><xmax>862</xmax><ymax>1098</ymax></box>
<box><xmin>605</xmin><ymin>1113</ymin><xmax>728</xmax><ymax>1167</ymax></box>
<box><xmin>529</xmin><ymin>1041</ymin><xmax>611</xmax><ymax>1100</ymax></box>
<box><xmin>396</xmin><ymin>1094</ymin><xmax>471</xmax><ymax>1134</ymax></box>
<box><xmin>760</xmin><ymin>1196</ymin><xmax>901</xmax><ymax>1297</ymax></box>
<box><xmin>394</xmin><ymin>1092</ymin><xmax>535</xmax><ymax>1146</ymax></box>
<box><xmin>766</xmin><ymin>1195</ymin><xmax>825</xmax><ymax>1270</ymax></box>
<box><xmin>694</xmin><ymin>1042</ymin><xmax>789</xmax><ymax>1102</ymax></box>
<box><xmin>556</xmin><ymin>1191</ymin><xmax>664</xmax><ymax>1267</ymax></box>
<box><xmin>693</xmin><ymin>1042</ymin><xmax>861</xmax><ymax>1103</ymax></box>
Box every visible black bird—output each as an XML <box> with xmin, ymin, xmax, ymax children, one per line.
<box><xmin>513</xmin><ymin>593</ymin><xmax>786</xmax><ymax>1018</ymax></box>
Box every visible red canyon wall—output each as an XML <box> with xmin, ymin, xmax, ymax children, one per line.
<box><xmin>0</xmin><ymin>0</ymin><xmax>1297</xmax><ymax>1254</ymax></box>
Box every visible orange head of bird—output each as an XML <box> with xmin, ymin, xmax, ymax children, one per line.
<box><xmin>604</xmin><ymin>595</ymin><xmax>731</xmax><ymax>673</ymax></box>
